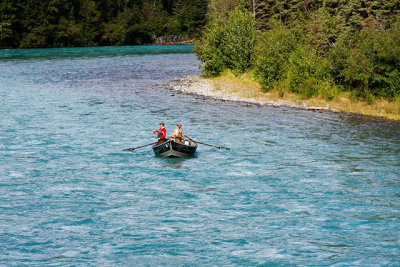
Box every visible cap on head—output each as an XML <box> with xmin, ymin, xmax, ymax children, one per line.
<box><xmin>177</xmin><ymin>123</ymin><xmax>182</xmax><ymax>126</ymax></box>
<box><xmin>160</xmin><ymin>122</ymin><xmax>165</xmax><ymax>126</ymax></box>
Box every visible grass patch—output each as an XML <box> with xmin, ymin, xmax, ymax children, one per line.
<box><xmin>203</xmin><ymin>71</ymin><xmax>400</xmax><ymax>121</ymax></box>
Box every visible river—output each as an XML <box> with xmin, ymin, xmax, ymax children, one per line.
<box><xmin>1</xmin><ymin>45</ymin><xmax>399</xmax><ymax>265</ymax></box>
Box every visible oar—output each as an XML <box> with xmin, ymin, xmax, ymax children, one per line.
<box><xmin>195</xmin><ymin>141</ymin><xmax>230</xmax><ymax>150</ymax></box>
<box><xmin>186</xmin><ymin>136</ymin><xmax>230</xmax><ymax>150</ymax></box>
<box><xmin>123</xmin><ymin>142</ymin><xmax>155</xmax><ymax>151</ymax></box>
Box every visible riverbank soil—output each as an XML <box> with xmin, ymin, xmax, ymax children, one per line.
<box><xmin>169</xmin><ymin>72</ymin><xmax>400</xmax><ymax>121</ymax></box>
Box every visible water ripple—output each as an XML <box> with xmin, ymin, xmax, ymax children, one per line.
<box><xmin>1</xmin><ymin>46</ymin><xmax>399</xmax><ymax>265</ymax></box>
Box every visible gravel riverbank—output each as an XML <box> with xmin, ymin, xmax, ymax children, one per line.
<box><xmin>166</xmin><ymin>76</ymin><xmax>337</xmax><ymax>112</ymax></box>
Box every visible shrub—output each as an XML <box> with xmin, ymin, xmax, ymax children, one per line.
<box><xmin>195</xmin><ymin>7</ymin><xmax>255</xmax><ymax>77</ymax></box>
<box><xmin>195</xmin><ymin>20</ymin><xmax>225</xmax><ymax>77</ymax></box>
<box><xmin>330</xmin><ymin>18</ymin><xmax>400</xmax><ymax>99</ymax></box>
<box><xmin>287</xmin><ymin>44</ymin><xmax>337</xmax><ymax>99</ymax></box>
<box><xmin>220</xmin><ymin>7</ymin><xmax>255</xmax><ymax>73</ymax></box>
<box><xmin>254</xmin><ymin>20</ymin><xmax>340</xmax><ymax>100</ymax></box>
<box><xmin>253</xmin><ymin>21</ymin><xmax>297</xmax><ymax>91</ymax></box>
<box><xmin>319</xmin><ymin>80</ymin><xmax>340</xmax><ymax>101</ymax></box>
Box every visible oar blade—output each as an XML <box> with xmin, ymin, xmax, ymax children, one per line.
<box><xmin>123</xmin><ymin>142</ymin><xmax>155</xmax><ymax>152</ymax></box>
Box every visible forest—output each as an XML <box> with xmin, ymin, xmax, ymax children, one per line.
<box><xmin>196</xmin><ymin>0</ymin><xmax>400</xmax><ymax>101</ymax></box>
<box><xmin>0</xmin><ymin>0</ymin><xmax>207</xmax><ymax>48</ymax></box>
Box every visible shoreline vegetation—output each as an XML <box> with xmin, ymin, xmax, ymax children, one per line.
<box><xmin>168</xmin><ymin>72</ymin><xmax>400</xmax><ymax>121</ymax></box>
<box><xmin>194</xmin><ymin>1</ymin><xmax>400</xmax><ymax>122</ymax></box>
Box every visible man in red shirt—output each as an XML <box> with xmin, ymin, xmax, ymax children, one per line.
<box><xmin>153</xmin><ymin>122</ymin><xmax>167</xmax><ymax>145</ymax></box>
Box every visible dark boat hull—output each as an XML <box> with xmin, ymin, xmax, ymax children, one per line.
<box><xmin>152</xmin><ymin>139</ymin><xmax>197</xmax><ymax>158</ymax></box>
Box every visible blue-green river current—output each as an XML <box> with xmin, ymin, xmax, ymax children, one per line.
<box><xmin>1</xmin><ymin>45</ymin><xmax>399</xmax><ymax>265</ymax></box>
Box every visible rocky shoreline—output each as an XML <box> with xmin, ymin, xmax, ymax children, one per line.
<box><xmin>166</xmin><ymin>76</ymin><xmax>339</xmax><ymax>112</ymax></box>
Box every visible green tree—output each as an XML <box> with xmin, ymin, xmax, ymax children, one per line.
<box><xmin>331</xmin><ymin>17</ymin><xmax>400</xmax><ymax>99</ymax></box>
<box><xmin>171</xmin><ymin>0</ymin><xmax>207</xmax><ymax>37</ymax></box>
<box><xmin>254</xmin><ymin>20</ymin><xmax>297</xmax><ymax>91</ymax></box>
<box><xmin>195</xmin><ymin>19</ymin><xmax>225</xmax><ymax>76</ymax></box>
<box><xmin>0</xmin><ymin>0</ymin><xmax>16</xmax><ymax>46</ymax></box>
<box><xmin>207</xmin><ymin>0</ymin><xmax>248</xmax><ymax>21</ymax></box>
<box><xmin>221</xmin><ymin>7</ymin><xmax>255</xmax><ymax>72</ymax></box>
<box><xmin>0</xmin><ymin>0</ymin><xmax>208</xmax><ymax>48</ymax></box>
<box><xmin>196</xmin><ymin>7</ymin><xmax>255</xmax><ymax>76</ymax></box>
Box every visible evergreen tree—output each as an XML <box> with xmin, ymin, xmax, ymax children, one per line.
<box><xmin>0</xmin><ymin>0</ymin><xmax>208</xmax><ymax>48</ymax></box>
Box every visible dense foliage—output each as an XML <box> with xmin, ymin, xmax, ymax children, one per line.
<box><xmin>0</xmin><ymin>0</ymin><xmax>207</xmax><ymax>48</ymax></box>
<box><xmin>196</xmin><ymin>7</ymin><xmax>255</xmax><ymax>76</ymax></box>
<box><xmin>196</xmin><ymin>0</ymin><xmax>400</xmax><ymax>101</ymax></box>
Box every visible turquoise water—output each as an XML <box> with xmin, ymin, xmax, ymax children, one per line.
<box><xmin>1</xmin><ymin>45</ymin><xmax>399</xmax><ymax>265</ymax></box>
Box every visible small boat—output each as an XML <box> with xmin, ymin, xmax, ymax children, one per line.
<box><xmin>152</xmin><ymin>139</ymin><xmax>197</xmax><ymax>158</ymax></box>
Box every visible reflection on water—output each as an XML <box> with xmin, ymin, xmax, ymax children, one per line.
<box><xmin>159</xmin><ymin>157</ymin><xmax>195</xmax><ymax>169</ymax></box>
